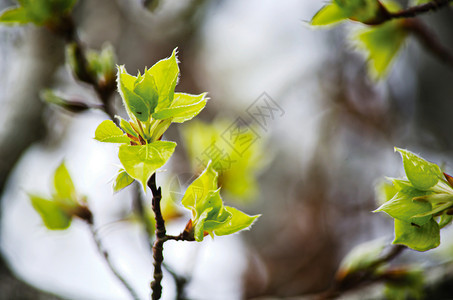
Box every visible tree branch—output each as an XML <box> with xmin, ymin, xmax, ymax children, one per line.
<box><xmin>88</xmin><ymin>222</ymin><xmax>140</xmax><ymax>300</ymax></box>
<box><xmin>387</xmin><ymin>0</ymin><xmax>453</xmax><ymax>21</ymax></box>
<box><xmin>148</xmin><ymin>173</ymin><xmax>166</xmax><ymax>300</ymax></box>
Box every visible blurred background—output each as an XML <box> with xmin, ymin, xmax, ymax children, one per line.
<box><xmin>0</xmin><ymin>0</ymin><xmax>453</xmax><ymax>299</ymax></box>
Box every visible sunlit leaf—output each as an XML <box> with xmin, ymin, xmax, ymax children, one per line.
<box><xmin>0</xmin><ymin>7</ymin><xmax>30</xmax><ymax>24</ymax></box>
<box><xmin>214</xmin><ymin>206</ymin><xmax>260</xmax><ymax>236</ymax></box>
<box><xmin>133</xmin><ymin>71</ymin><xmax>159</xmax><ymax>114</ymax></box>
<box><xmin>118</xmin><ymin>117</ymin><xmax>139</xmax><ymax>139</ymax></box>
<box><xmin>29</xmin><ymin>195</ymin><xmax>72</xmax><ymax>230</ymax></box>
<box><xmin>94</xmin><ymin>120</ymin><xmax>130</xmax><ymax>144</ymax></box>
<box><xmin>118</xmin><ymin>141</ymin><xmax>176</xmax><ymax>190</ymax></box>
<box><xmin>374</xmin><ymin>190</ymin><xmax>433</xmax><ymax>226</ymax></box>
<box><xmin>53</xmin><ymin>162</ymin><xmax>77</xmax><ymax>204</ymax></box>
<box><xmin>181</xmin><ymin>161</ymin><xmax>218</xmax><ymax>214</ymax></box>
<box><xmin>152</xmin><ymin>93</ymin><xmax>208</xmax><ymax>123</ymax></box>
<box><xmin>113</xmin><ymin>169</ymin><xmax>134</xmax><ymax>192</ymax></box>
<box><xmin>117</xmin><ymin>66</ymin><xmax>150</xmax><ymax>122</ymax></box>
<box><xmin>311</xmin><ymin>3</ymin><xmax>347</xmax><ymax>26</ymax></box>
<box><xmin>393</xmin><ymin>218</ymin><xmax>440</xmax><ymax>251</ymax></box>
<box><xmin>395</xmin><ymin>148</ymin><xmax>442</xmax><ymax>191</ymax></box>
<box><xmin>147</xmin><ymin>48</ymin><xmax>179</xmax><ymax>111</ymax></box>
<box><xmin>355</xmin><ymin>21</ymin><xmax>408</xmax><ymax>79</ymax></box>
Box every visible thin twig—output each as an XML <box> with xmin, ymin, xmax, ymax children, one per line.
<box><xmin>88</xmin><ymin>222</ymin><xmax>140</xmax><ymax>300</ymax></box>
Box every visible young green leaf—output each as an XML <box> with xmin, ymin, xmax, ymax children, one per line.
<box><xmin>374</xmin><ymin>190</ymin><xmax>433</xmax><ymax>226</ymax></box>
<box><xmin>53</xmin><ymin>162</ymin><xmax>77</xmax><ymax>203</ymax></box>
<box><xmin>395</xmin><ymin>148</ymin><xmax>442</xmax><ymax>191</ymax></box>
<box><xmin>393</xmin><ymin>218</ymin><xmax>440</xmax><ymax>251</ymax></box>
<box><xmin>375</xmin><ymin>179</ymin><xmax>399</xmax><ymax>205</ymax></box>
<box><xmin>439</xmin><ymin>213</ymin><xmax>453</xmax><ymax>229</ymax></box>
<box><xmin>117</xmin><ymin>66</ymin><xmax>151</xmax><ymax>122</ymax></box>
<box><xmin>118</xmin><ymin>141</ymin><xmax>176</xmax><ymax>190</ymax></box>
<box><xmin>117</xmin><ymin>117</ymin><xmax>139</xmax><ymax>139</ymax></box>
<box><xmin>113</xmin><ymin>169</ymin><xmax>135</xmax><ymax>192</ymax></box>
<box><xmin>0</xmin><ymin>7</ymin><xmax>29</xmax><ymax>24</ymax></box>
<box><xmin>311</xmin><ymin>3</ymin><xmax>347</xmax><ymax>26</ymax></box>
<box><xmin>214</xmin><ymin>206</ymin><xmax>260</xmax><ymax>236</ymax></box>
<box><xmin>152</xmin><ymin>93</ymin><xmax>208</xmax><ymax>123</ymax></box>
<box><xmin>181</xmin><ymin>161</ymin><xmax>218</xmax><ymax>214</ymax></box>
<box><xmin>147</xmin><ymin>48</ymin><xmax>179</xmax><ymax>111</ymax></box>
<box><xmin>94</xmin><ymin>120</ymin><xmax>131</xmax><ymax>144</ymax></box>
<box><xmin>133</xmin><ymin>72</ymin><xmax>159</xmax><ymax>114</ymax></box>
<box><xmin>29</xmin><ymin>195</ymin><xmax>72</xmax><ymax>230</ymax></box>
<box><xmin>355</xmin><ymin>20</ymin><xmax>408</xmax><ymax>79</ymax></box>
<box><xmin>192</xmin><ymin>190</ymin><xmax>232</xmax><ymax>241</ymax></box>
<box><xmin>336</xmin><ymin>239</ymin><xmax>387</xmax><ymax>280</ymax></box>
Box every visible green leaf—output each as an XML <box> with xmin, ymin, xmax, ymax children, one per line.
<box><xmin>29</xmin><ymin>195</ymin><xmax>72</xmax><ymax>230</ymax></box>
<box><xmin>192</xmin><ymin>190</ymin><xmax>232</xmax><ymax>241</ymax></box>
<box><xmin>94</xmin><ymin>120</ymin><xmax>131</xmax><ymax>144</ymax></box>
<box><xmin>118</xmin><ymin>117</ymin><xmax>139</xmax><ymax>138</ymax></box>
<box><xmin>181</xmin><ymin>161</ymin><xmax>218</xmax><ymax>214</ymax></box>
<box><xmin>374</xmin><ymin>190</ymin><xmax>433</xmax><ymax>226</ymax></box>
<box><xmin>133</xmin><ymin>72</ymin><xmax>159</xmax><ymax>114</ymax></box>
<box><xmin>393</xmin><ymin>218</ymin><xmax>440</xmax><ymax>251</ymax></box>
<box><xmin>113</xmin><ymin>169</ymin><xmax>134</xmax><ymax>192</ymax></box>
<box><xmin>311</xmin><ymin>3</ymin><xmax>347</xmax><ymax>26</ymax></box>
<box><xmin>439</xmin><ymin>214</ymin><xmax>453</xmax><ymax>229</ymax></box>
<box><xmin>336</xmin><ymin>239</ymin><xmax>386</xmax><ymax>280</ymax></box>
<box><xmin>413</xmin><ymin>201</ymin><xmax>453</xmax><ymax>218</ymax></box>
<box><xmin>395</xmin><ymin>148</ymin><xmax>442</xmax><ymax>191</ymax></box>
<box><xmin>147</xmin><ymin>48</ymin><xmax>179</xmax><ymax>110</ymax></box>
<box><xmin>355</xmin><ymin>21</ymin><xmax>408</xmax><ymax>78</ymax></box>
<box><xmin>334</xmin><ymin>0</ymin><xmax>383</xmax><ymax>23</ymax></box>
<box><xmin>117</xmin><ymin>66</ymin><xmax>150</xmax><ymax>122</ymax></box>
<box><xmin>0</xmin><ymin>7</ymin><xmax>30</xmax><ymax>24</ymax></box>
<box><xmin>118</xmin><ymin>141</ymin><xmax>176</xmax><ymax>190</ymax></box>
<box><xmin>53</xmin><ymin>162</ymin><xmax>77</xmax><ymax>204</ymax></box>
<box><xmin>152</xmin><ymin>93</ymin><xmax>208</xmax><ymax>123</ymax></box>
<box><xmin>375</xmin><ymin>179</ymin><xmax>399</xmax><ymax>205</ymax></box>
<box><xmin>214</xmin><ymin>206</ymin><xmax>260</xmax><ymax>236</ymax></box>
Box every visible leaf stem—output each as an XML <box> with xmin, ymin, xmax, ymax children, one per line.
<box><xmin>87</xmin><ymin>222</ymin><xmax>140</xmax><ymax>300</ymax></box>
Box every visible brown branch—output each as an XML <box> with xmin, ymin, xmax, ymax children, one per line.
<box><xmin>403</xmin><ymin>18</ymin><xmax>453</xmax><ymax>67</ymax></box>
<box><xmin>386</xmin><ymin>0</ymin><xmax>453</xmax><ymax>21</ymax></box>
<box><xmin>148</xmin><ymin>173</ymin><xmax>166</xmax><ymax>300</ymax></box>
<box><xmin>87</xmin><ymin>222</ymin><xmax>140</xmax><ymax>300</ymax></box>
<box><xmin>366</xmin><ymin>0</ymin><xmax>453</xmax><ymax>25</ymax></box>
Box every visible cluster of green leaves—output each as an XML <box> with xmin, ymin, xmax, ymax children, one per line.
<box><xmin>180</xmin><ymin>161</ymin><xmax>260</xmax><ymax>241</ymax></box>
<box><xmin>181</xmin><ymin>119</ymin><xmax>266</xmax><ymax>201</ymax></box>
<box><xmin>311</xmin><ymin>0</ymin><xmax>409</xmax><ymax>79</ymax></box>
<box><xmin>375</xmin><ymin>148</ymin><xmax>453</xmax><ymax>251</ymax></box>
<box><xmin>0</xmin><ymin>0</ymin><xmax>76</xmax><ymax>26</ymax></box>
<box><xmin>337</xmin><ymin>239</ymin><xmax>424</xmax><ymax>299</ymax></box>
<box><xmin>28</xmin><ymin>162</ymin><xmax>91</xmax><ymax>230</ymax></box>
<box><xmin>94</xmin><ymin>49</ymin><xmax>208</xmax><ymax>191</ymax></box>
<box><xmin>66</xmin><ymin>43</ymin><xmax>117</xmax><ymax>86</ymax></box>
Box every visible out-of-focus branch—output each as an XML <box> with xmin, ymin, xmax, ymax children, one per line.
<box><xmin>403</xmin><ymin>18</ymin><xmax>453</xmax><ymax>67</ymax></box>
<box><xmin>88</xmin><ymin>222</ymin><xmax>140</xmax><ymax>300</ymax></box>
